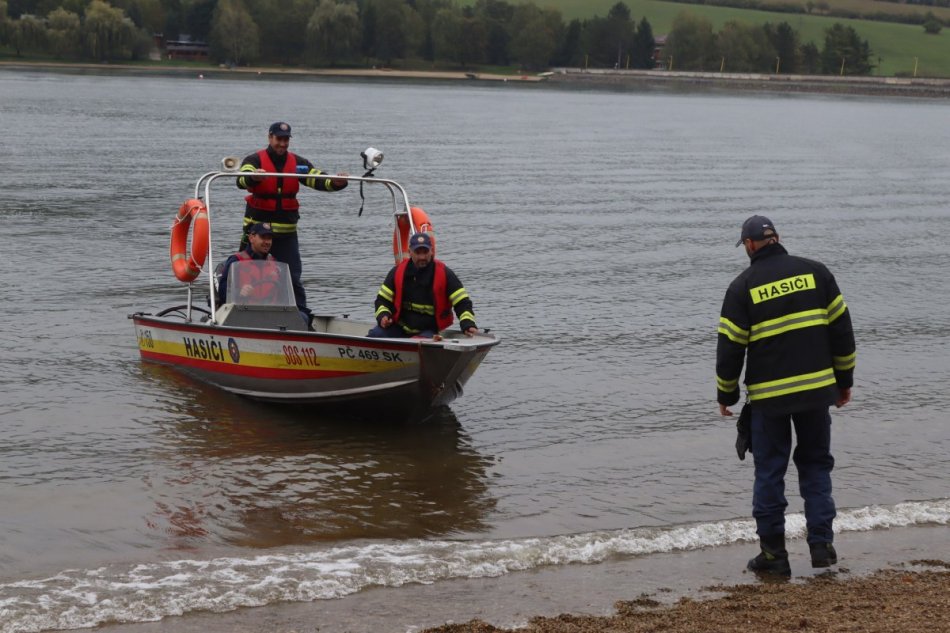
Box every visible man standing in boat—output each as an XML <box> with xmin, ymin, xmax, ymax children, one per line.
<box><xmin>368</xmin><ymin>232</ymin><xmax>479</xmax><ymax>338</ymax></box>
<box><xmin>716</xmin><ymin>215</ymin><xmax>855</xmax><ymax>577</ymax></box>
<box><xmin>237</xmin><ymin>122</ymin><xmax>348</xmax><ymax>314</ymax></box>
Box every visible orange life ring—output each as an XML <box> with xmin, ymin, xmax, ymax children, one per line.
<box><xmin>392</xmin><ymin>206</ymin><xmax>435</xmax><ymax>263</ymax></box>
<box><xmin>170</xmin><ymin>198</ymin><xmax>210</xmax><ymax>283</ymax></box>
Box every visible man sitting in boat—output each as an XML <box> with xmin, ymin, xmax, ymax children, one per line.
<box><xmin>368</xmin><ymin>232</ymin><xmax>479</xmax><ymax>338</ymax></box>
<box><xmin>217</xmin><ymin>222</ymin><xmax>283</xmax><ymax>305</ymax></box>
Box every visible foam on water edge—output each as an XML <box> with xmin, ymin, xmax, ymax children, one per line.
<box><xmin>2</xmin><ymin>498</ymin><xmax>947</xmax><ymax>633</ymax></box>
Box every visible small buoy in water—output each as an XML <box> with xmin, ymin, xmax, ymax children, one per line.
<box><xmin>198</xmin><ymin>74</ymin><xmax>204</xmax><ymax>79</ymax></box>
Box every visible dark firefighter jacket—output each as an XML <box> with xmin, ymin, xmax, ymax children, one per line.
<box><xmin>236</xmin><ymin>146</ymin><xmax>346</xmax><ymax>234</ymax></box>
<box><xmin>375</xmin><ymin>259</ymin><xmax>476</xmax><ymax>334</ymax></box>
<box><xmin>717</xmin><ymin>242</ymin><xmax>856</xmax><ymax>415</ymax></box>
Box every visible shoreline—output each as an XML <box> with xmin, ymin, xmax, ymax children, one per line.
<box><xmin>4</xmin><ymin>60</ymin><xmax>950</xmax><ymax>97</ymax></box>
<box><xmin>548</xmin><ymin>67</ymin><xmax>950</xmax><ymax>98</ymax></box>
<box><xmin>91</xmin><ymin>525</ymin><xmax>950</xmax><ymax>633</ymax></box>
<box><xmin>0</xmin><ymin>60</ymin><xmax>543</xmax><ymax>83</ymax></box>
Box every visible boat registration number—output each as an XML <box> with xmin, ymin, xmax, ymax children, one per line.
<box><xmin>337</xmin><ymin>346</ymin><xmax>404</xmax><ymax>363</ymax></box>
<box><xmin>281</xmin><ymin>345</ymin><xmax>404</xmax><ymax>366</ymax></box>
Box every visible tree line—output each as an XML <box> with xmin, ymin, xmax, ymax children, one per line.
<box><xmin>1</xmin><ymin>0</ymin><xmax>874</xmax><ymax>76</ymax></box>
<box><xmin>665</xmin><ymin>13</ymin><xmax>874</xmax><ymax>75</ymax></box>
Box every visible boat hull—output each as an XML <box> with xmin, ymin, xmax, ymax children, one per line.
<box><xmin>131</xmin><ymin>313</ymin><xmax>496</xmax><ymax>415</ymax></box>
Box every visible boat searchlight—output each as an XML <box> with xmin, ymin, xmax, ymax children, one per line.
<box><xmin>221</xmin><ymin>156</ymin><xmax>240</xmax><ymax>171</ymax></box>
<box><xmin>361</xmin><ymin>147</ymin><xmax>383</xmax><ymax>171</ymax></box>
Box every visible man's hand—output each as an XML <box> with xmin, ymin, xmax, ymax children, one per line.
<box><xmin>835</xmin><ymin>387</ymin><xmax>852</xmax><ymax>408</ymax></box>
<box><xmin>332</xmin><ymin>171</ymin><xmax>349</xmax><ymax>188</ymax></box>
<box><xmin>379</xmin><ymin>315</ymin><xmax>392</xmax><ymax>328</ymax></box>
<box><xmin>251</xmin><ymin>168</ymin><xmax>265</xmax><ymax>183</ymax></box>
<box><xmin>240</xmin><ymin>284</ymin><xmax>254</xmax><ymax>297</ymax></box>
<box><xmin>719</xmin><ymin>403</ymin><xmax>733</xmax><ymax>417</ymax></box>
<box><xmin>463</xmin><ymin>327</ymin><xmax>478</xmax><ymax>337</ymax></box>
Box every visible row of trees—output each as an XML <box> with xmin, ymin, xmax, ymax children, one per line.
<box><xmin>3</xmin><ymin>0</ymin><xmax>660</xmax><ymax>69</ymax></box>
<box><xmin>1</xmin><ymin>0</ymin><xmax>153</xmax><ymax>58</ymax></box>
<box><xmin>1</xmin><ymin>0</ymin><xmax>874</xmax><ymax>75</ymax></box>
<box><xmin>665</xmin><ymin>14</ymin><xmax>874</xmax><ymax>75</ymax></box>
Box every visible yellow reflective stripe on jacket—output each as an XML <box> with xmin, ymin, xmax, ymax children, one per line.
<box><xmin>747</xmin><ymin>368</ymin><xmax>836</xmax><ymax>401</ymax></box>
<box><xmin>449</xmin><ymin>287</ymin><xmax>469</xmax><ymax>305</ymax></box>
<box><xmin>827</xmin><ymin>294</ymin><xmax>847</xmax><ymax>323</ymax></box>
<box><xmin>303</xmin><ymin>168</ymin><xmax>323</xmax><ymax>189</ymax></box>
<box><xmin>833</xmin><ymin>351</ymin><xmax>856</xmax><ymax>371</ymax></box>
<box><xmin>375</xmin><ymin>305</ymin><xmax>391</xmax><ymax>319</ymax></box>
<box><xmin>242</xmin><ymin>217</ymin><xmax>297</xmax><ymax>233</ymax></box>
<box><xmin>404</xmin><ymin>301</ymin><xmax>435</xmax><ymax>315</ymax></box>
<box><xmin>237</xmin><ymin>164</ymin><xmax>256</xmax><ymax>188</ymax></box>
<box><xmin>377</xmin><ymin>284</ymin><xmax>394</xmax><ymax>302</ymax></box>
<box><xmin>749</xmin><ymin>308</ymin><xmax>828</xmax><ymax>342</ymax></box>
<box><xmin>718</xmin><ymin>317</ymin><xmax>749</xmax><ymax>345</ymax></box>
<box><xmin>458</xmin><ymin>310</ymin><xmax>475</xmax><ymax>323</ymax></box>
<box><xmin>717</xmin><ymin>375</ymin><xmax>739</xmax><ymax>392</ymax></box>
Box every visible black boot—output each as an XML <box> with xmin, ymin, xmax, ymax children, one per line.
<box><xmin>809</xmin><ymin>542</ymin><xmax>838</xmax><ymax>568</ymax></box>
<box><xmin>747</xmin><ymin>534</ymin><xmax>791</xmax><ymax>577</ymax></box>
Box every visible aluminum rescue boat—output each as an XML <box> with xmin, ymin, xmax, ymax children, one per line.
<box><xmin>130</xmin><ymin>150</ymin><xmax>498</xmax><ymax>417</ymax></box>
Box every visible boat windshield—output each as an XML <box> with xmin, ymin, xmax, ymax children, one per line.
<box><xmin>225</xmin><ymin>260</ymin><xmax>296</xmax><ymax>307</ymax></box>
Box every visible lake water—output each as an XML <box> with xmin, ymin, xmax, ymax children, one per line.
<box><xmin>0</xmin><ymin>69</ymin><xmax>948</xmax><ymax>633</ymax></box>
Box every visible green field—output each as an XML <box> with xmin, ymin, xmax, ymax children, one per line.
<box><xmin>543</xmin><ymin>0</ymin><xmax>950</xmax><ymax>77</ymax></box>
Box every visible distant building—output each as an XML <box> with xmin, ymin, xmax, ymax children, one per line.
<box><xmin>157</xmin><ymin>34</ymin><xmax>210</xmax><ymax>62</ymax></box>
<box><xmin>653</xmin><ymin>35</ymin><xmax>668</xmax><ymax>69</ymax></box>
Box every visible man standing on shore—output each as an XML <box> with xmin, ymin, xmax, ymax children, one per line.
<box><xmin>716</xmin><ymin>215</ymin><xmax>856</xmax><ymax>576</ymax></box>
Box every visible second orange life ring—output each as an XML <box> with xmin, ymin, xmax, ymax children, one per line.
<box><xmin>170</xmin><ymin>198</ymin><xmax>210</xmax><ymax>283</ymax></box>
<box><xmin>393</xmin><ymin>206</ymin><xmax>435</xmax><ymax>263</ymax></box>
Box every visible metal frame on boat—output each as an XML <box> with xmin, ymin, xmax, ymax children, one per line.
<box><xmin>130</xmin><ymin>150</ymin><xmax>498</xmax><ymax>417</ymax></box>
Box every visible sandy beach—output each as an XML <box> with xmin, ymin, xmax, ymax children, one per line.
<box><xmin>424</xmin><ymin>565</ymin><xmax>950</xmax><ymax>633</ymax></box>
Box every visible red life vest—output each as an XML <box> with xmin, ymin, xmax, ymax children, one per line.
<box><xmin>392</xmin><ymin>259</ymin><xmax>454</xmax><ymax>331</ymax></box>
<box><xmin>234</xmin><ymin>251</ymin><xmax>280</xmax><ymax>302</ymax></box>
<box><xmin>245</xmin><ymin>150</ymin><xmax>300</xmax><ymax>212</ymax></box>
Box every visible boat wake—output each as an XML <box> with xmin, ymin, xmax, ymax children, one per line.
<box><xmin>2</xmin><ymin>498</ymin><xmax>947</xmax><ymax>633</ymax></box>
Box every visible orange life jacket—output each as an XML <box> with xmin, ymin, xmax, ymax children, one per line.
<box><xmin>392</xmin><ymin>259</ymin><xmax>453</xmax><ymax>331</ymax></box>
<box><xmin>234</xmin><ymin>251</ymin><xmax>280</xmax><ymax>302</ymax></box>
<box><xmin>245</xmin><ymin>150</ymin><xmax>300</xmax><ymax>212</ymax></box>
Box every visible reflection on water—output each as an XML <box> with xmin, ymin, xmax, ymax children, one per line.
<box><xmin>140</xmin><ymin>364</ymin><xmax>496</xmax><ymax>548</ymax></box>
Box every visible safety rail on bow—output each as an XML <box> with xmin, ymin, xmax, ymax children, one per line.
<box><xmin>178</xmin><ymin>152</ymin><xmax>422</xmax><ymax>324</ymax></box>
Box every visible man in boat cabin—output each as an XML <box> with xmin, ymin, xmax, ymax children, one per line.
<box><xmin>716</xmin><ymin>215</ymin><xmax>855</xmax><ymax>577</ymax></box>
<box><xmin>217</xmin><ymin>222</ymin><xmax>281</xmax><ymax>305</ymax></box>
<box><xmin>237</xmin><ymin>121</ymin><xmax>348</xmax><ymax>314</ymax></box>
<box><xmin>368</xmin><ymin>232</ymin><xmax>479</xmax><ymax>339</ymax></box>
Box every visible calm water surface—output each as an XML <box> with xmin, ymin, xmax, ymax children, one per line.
<box><xmin>0</xmin><ymin>71</ymin><xmax>948</xmax><ymax>632</ymax></box>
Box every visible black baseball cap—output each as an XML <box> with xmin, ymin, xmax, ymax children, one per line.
<box><xmin>736</xmin><ymin>215</ymin><xmax>777</xmax><ymax>247</ymax></box>
<box><xmin>247</xmin><ymin>222</ymin><xmax>275</xmax><ymax>236</ymax></box>
<box><xmin>268</xmin><ymin>122</ymin><xmax>292</xmax><ymax>137</ymax></box>
<box><xmin>409</xmin><ymin>232</ymin><xmax>432</xmax><ymax>251</ymax></box>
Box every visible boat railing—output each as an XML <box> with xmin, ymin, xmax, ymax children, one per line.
<box><xmin>187</xmin><ymin>155</ymin><xmax>416</xmax><ymax>324</ymax></box>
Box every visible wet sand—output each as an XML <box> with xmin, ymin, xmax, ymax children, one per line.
<box><xmin>94</xmin><ymin>525</ymin><xmax>949</xmax><ymax>633</ymax></box>
<box><xmin>424</xmin><ymin>566</ymin><xmax>950</xmax><ymax>633</ymax></box>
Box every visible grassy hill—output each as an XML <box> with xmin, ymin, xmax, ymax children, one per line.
<box><xmin>544</xmin><ymin>0</ymin><xmax>950</xmax><ymax>77</ymax></box>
